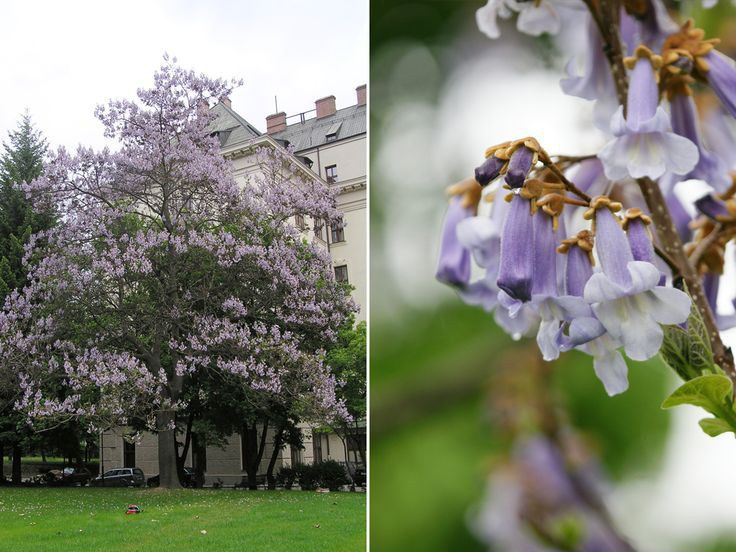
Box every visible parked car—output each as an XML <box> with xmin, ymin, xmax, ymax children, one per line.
<box><xmin>147</xmin><ymin>467</ymin><xmax>196</xmax><ymax>488</ymax></box>
<box><xmin>46</xmin><ymin>467</ymin><xmax>92</xmax><ymax>487</ymax></box>
<box><xmin>90</xmin><ymin>467</ymin><xmax>145</xmax><ymax>487</ymax></box>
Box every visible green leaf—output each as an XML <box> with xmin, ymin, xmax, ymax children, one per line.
<box><xmin>698</xmin><ymin>418</ymin><xmax>734</xmax><ymax>437</ymax></box>
<box><xmin>662</xmin><ymin>375</ymin><xmax>736</xmax><ymax>438</ymax></box>
<box><xmin>661</xmin><ymin>374</ymin><xmax>732</xmax><ymax>411</ymax></box>
<box><xmin>660</xmin><ymin>325</ymin><xmax>695</xmax><ymax>380</ymax></box>
<box><xmin>659</xmin><ymin>289</ymin><xmax>716</xmax><ymax>380</ymax></box>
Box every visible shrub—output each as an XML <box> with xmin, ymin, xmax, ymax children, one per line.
<box><xmin>294</xmin><ymin>463</ymin><xmax>319</xmax><ymax>491</ymax></box>
<box><xmin>316</xmin><ymin>460</ymin><xmax>350</xmax><ymax>491</ymax></box>
<box><xmin>276</xmin><ymin>466</ymin><xmax>297</xmax><ymax>490</ymax></box>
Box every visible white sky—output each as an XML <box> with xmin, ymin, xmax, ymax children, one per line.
<box><xmin>0</xmin><ymin>0</ymin><xmax>368</xmax><ymax>151</ymax></box>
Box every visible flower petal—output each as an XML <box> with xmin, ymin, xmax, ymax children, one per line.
<box><xmin>459</xmin><ymin>280</ymin><xmax>498</xmax><ymax>312</ymax></box>
<box><xmin>625</xmin><ymin>261</ymin><xmax>661</xmax><ymax>295</ymax></box>
<box><xmin>516</xmin><ymin>1</ymin><xmax>561</xmax><ymax>36</ymax></box>
<box><xmin>646</xmin><ymin>286</ymin><xmax>691</xmax><ymax>325</ymax></box>
<box><xmin>560</xmin><ymin>316</ymin><xmax>607</xmax><ymax>350</ymax></box>
<box><xmin>476</xmin><ymin>1</ymin><xmax>503</xmax><ymax>39</ymax></box>
<box><xmin>619</xmin><ymin>306</ymin><xmax>664</xmax><ymax>360</ymax></box>
<box><xmin>457</xmin><ymin>216</ymin><xmax>499</xmax><ymax>268</ymax></box>
<box><xmin>537</xmin><ymin>319</ymin><xmax>561</xmax><ymax>361</ymax></box>
<box><xmin>593</xmin><ymin>349</ymin><xmax>629</xmax><ymax>396</ymax></box>
<box><xmin>436</xmin><ymin>197</ymin><xmax>472</xmax><ymax>286</ymax></box>
<box><xmin>584</xmin><ymin>272</ymin><xmax>627</xmax><ymax>303</ymax></box>
<box><xmin>660</xmin><ymin>132</ymin><xmax>700</xmax><ymax>176</ymax></box>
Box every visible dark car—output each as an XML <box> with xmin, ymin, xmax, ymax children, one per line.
<box><xmin>46</xmin><ymin>467</ymin><xmax>92</xmax><ymax>487</ymax></box>
<box><xmin>90</xmin><ymin>467</ymin><xmax>145</xmax><ymax>487</ymax></box>
<box><xmin>147</xmin><ymin>467</ymin><xmax>196</xmax><ymax>488</ymax></box>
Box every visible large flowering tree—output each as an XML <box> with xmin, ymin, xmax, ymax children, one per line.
<box><xmin>0</xmin><ymin>57</ymin><xmax>354</xmax><ymax>488</ymax></box>
<box><xmin>438</xmin><ymin>0</ymin><xmax>736</xmax><ymax>547</ymax></box>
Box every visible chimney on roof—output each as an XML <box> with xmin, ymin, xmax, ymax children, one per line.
<box><xmin>221</xmin><ymin>96</ymin><xmax>232</xmax><ymax>108</ymax></box>
<box><xmin>315</xmin><ymin>95</ymin><xmax>336</xmax><ymax>119</ymax></box>
<box><xmin>356</xmin><ymin>85</ymin><xmax>366</xmax><ymax>106</ymax></box>
<box><xmin>266</xmin><ymin>112</ymin><xmax>287</xmax><ymax>133</ymax></box>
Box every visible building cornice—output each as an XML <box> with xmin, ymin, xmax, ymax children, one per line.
<box><xmin>294</xmin><ymin>132</ymin><xmax>366</xmax><ymax>156</ymax></box>
<box><xmin>333</xmin><ymin>177</ymin><xmax>366</xmax><ymax>194</ymax></box>
<box><xmin>220</xmin><ymin>135</ymin><xmax>327</xmax><ymax>186</ymax></box>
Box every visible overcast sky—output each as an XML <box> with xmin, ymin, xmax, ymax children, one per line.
<box><xmin>0</xmin><ymin>0</ymin><xmax>367</xmax><ymax>151</ymax></box>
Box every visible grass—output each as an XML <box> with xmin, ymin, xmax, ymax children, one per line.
<box><xmin>0</xmin><ymin>487</ymin><xmax>365</xmax><ymax>551</ymax></box>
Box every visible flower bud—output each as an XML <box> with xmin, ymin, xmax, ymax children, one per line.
<box><xmin>474</xmin><ymin>155</ymin><xmax>505</xmax><ymax>187</ymax></box>
<box><xmin>505</xmin><ymin>146</ymin><xmax>534</xmax><ymax>188</ymax></box>
<box><xmin>497</xmin><ymin>194</ymin><xmax>534</xmax><ymax>302</ymax></box>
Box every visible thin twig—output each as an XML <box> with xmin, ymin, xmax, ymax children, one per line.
<box><xmin>551</xmin><ymin>154</ymin><xmax>598</xmax><ymax>165</ymax></box>
<box><xmin>688</xmin><ymin>222</ymin><xmax>723</xmax><ymax>270</ymax></box>
<box><xmin>540</xmin><ymin>159</ymin><xmax>592</xmax><ymax>203</ymax></box>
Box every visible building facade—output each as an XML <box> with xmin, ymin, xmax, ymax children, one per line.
<box><xmin>266</xmin><ymin>86</ymin><xmax>367</xmax><ymax>321</ymax></box>
<box><xmin>99</xmin><ymin>89</ymin><xmax>366</xmax><ymax>486</ymax></box>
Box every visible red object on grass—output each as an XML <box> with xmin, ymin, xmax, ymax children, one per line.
<box><xmin>126</xmin><ymin>504</ymin><xmax>141</xmax><ymax>514</ymax></box>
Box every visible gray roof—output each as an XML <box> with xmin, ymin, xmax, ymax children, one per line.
<box><xmin>271</xmin><ymin>104</ymin><xmax>366</xmax><ymax>152</ymax></box>
<box><xmin>209</xmin><ymin>102</ymin><xmax>262</xmax><ymax>148</ymax></box>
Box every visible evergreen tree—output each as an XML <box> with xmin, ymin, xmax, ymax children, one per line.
<box><xmin>0</xmin><ymin>111</ymin><xmax>46</xmax><ymax>185</ymax></box>
<box><xmin>0</xmin><ymin>112</ymin><xmax>56</xmax><ymax>484</ymax></box>
<box><xmin>0</xmin><ymin>112</ymin><xmax>55</xmax><ymax>289</ymax></box>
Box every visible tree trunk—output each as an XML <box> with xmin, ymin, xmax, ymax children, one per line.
<box><xmin>242</xmin><ymin>420</ymin><xmax>268</xmax><ymax>490</ymax></box>
<box><xmin>192</xmin><ymin>433</ymin><xmax>205</xmax><ymax>488</ymax></box>
<box><xmin>0</xmin><ymin>441</ymin><xmax>4</xmax><ymax>481</ymax></box>
<box><xmin>266</xmin><ymin>425</ymin><xmax>285</xmax><ymax>490</ymax></box>
<box><xmin>175</xmin><ymin>412</ymin><xmax>193</xmax><ymax>487</ymax></box>
<box><xmin>337</xmin><ymin>433</ymin><xmax>356</xmax><ymax>491</ymax></box>
<box><xmin>11</xmin><ymin>444</ymin><xmax>21</xmax><ymax>484</ymax></box>
<box><xmin>157</xmin><ymin>410</ymin><xmax>181</xmax><ymax>488</ymax></box>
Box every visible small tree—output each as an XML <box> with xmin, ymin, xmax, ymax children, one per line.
<box><xmin>325</xmin><ymin>319</ymin><xmax>366</xmax><ymax>484</ymax></box>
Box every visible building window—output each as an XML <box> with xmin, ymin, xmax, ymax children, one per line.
<box><xmin>123</xmin><ymin>441</ymin><xmax>136</xmax><ymax>468</ymax></box>
<box><xmin>331</xmin><ymin>216</ymin><xmax>345</xmax><ymax>243</ymax></box>
<box><xmin>314</xmin><ymin>219</ymin><xmax>325</xmax><ymax>241</ymax></box>
<box><xmin>347</xmin><ymin>432</ymin><xmax>366</xmax><ymax>464</ymax></box>
<box><xmin>295</xmin><ymin>214</ymin><xmax>306</xmax><ymax>230</ymax></box>
<box><xmin>335</xmin><ymin>265</ymin><xmax>349</xmax><ymax>283</ymax></box>
<box><xmin>312</xmin><ymin>432</ymin><xmax>323</xmax><ymax>464</ymax></box>
<box><xmin>325</xmin><ymin>164</ymin><xmax>338</xmax><ymax>183</ymax></box>
<box><xmin>325</xmin><ymin>122</ymin><xmax>342</xmax><ymax>142</ymax></box>
<box><xmin>291</xmin><ymin>445</ymin><xmax>303</xmax><ymax>466</ymax></box>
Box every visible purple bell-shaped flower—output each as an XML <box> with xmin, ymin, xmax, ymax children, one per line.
<box><xmin>598</xmin><ymin>47</ymin><xmax>698</xmax><ymax>180</ymax></box>
<box><xmin>583</xmin><ymin>197</ymin><xmax>691</xmax><ymax>361</ymax></box>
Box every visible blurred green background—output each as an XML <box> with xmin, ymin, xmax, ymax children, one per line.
<box><xmin>370</xmin><ymin>1</ymin><xmax>736</xmax><ymax>550</ymax></box>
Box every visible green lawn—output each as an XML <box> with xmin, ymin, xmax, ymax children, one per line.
<box><xmin>0</xmin><ymin>488</ymin><xmax>365</xmax><ymax>551</ymax></box>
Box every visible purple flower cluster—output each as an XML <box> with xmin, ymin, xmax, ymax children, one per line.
<box><xmin>437</xmin><ymin>147</ymin><xmax>691</xmax><ymax>395</ymax></box>
<box><xmin>471</xmin><ymin>436</ymin><xmax>630</xmax><ymax>551</ymax></box>
<box><xmin>464</xmin><ymin>7</ymin><xmax>736</xmax><ymax>394</ymax></box>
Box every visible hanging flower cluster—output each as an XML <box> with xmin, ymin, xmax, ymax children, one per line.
<box><xmin>438</xmin><ymin>0</ymin><xmax>736</xmax><ymax>400</ymax></box>
<box><xmin>437</xmin><ymin>138</ymin><xmax>692</xmax><ymax>395</ymax></box>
